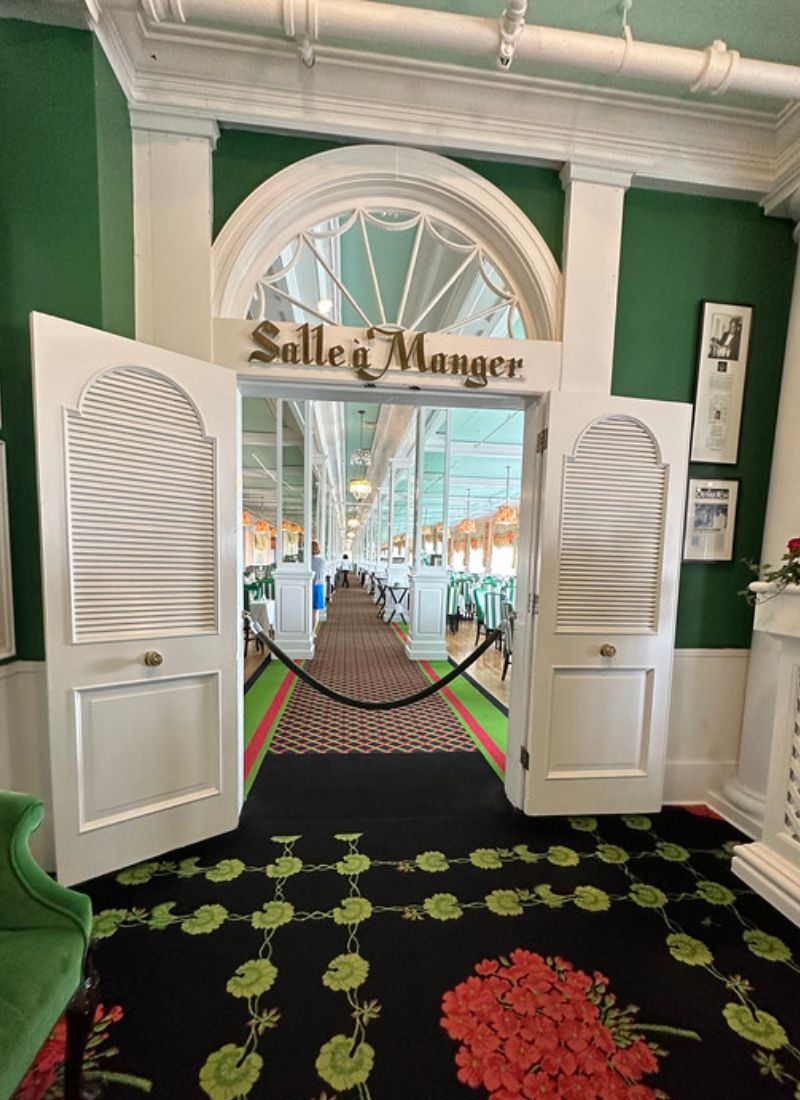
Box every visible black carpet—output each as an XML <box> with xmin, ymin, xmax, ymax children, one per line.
<box><xmin>69</xmin><ymin>754</ymin><xmax>800</xmax><ymax>1100</ymax></box>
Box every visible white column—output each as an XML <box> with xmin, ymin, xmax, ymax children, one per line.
<box><xmin>732</xmin><ymin>587</ymin><xmax>800</xmax><ymax>926</ymax></box>
<box><xmin>711</xmin><ymin>195</ymin><xmax>800</xmax><ymax>836</ymax></box>
<box><xmin>131</xmin><ymin>110</ymin><xmax>218</xmax><ymax>361</ymax></box>
<box><xmin>274</xmin><ymin>399</ymin><xmax>314</xmax><ymax>659</ymax></box>
<box><xmin>559</xmin><ymin>163</ymin><xmax>632</xmax><ymax>394</ymax></box>
<box><xmin>407</xmin><ymin>409</ymin><xmax>448</xmax><ymax>661</ymax></box>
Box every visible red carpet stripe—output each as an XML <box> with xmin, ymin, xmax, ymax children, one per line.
<box><xmin>244</xmin><ymin>666</ymin><xmax>296</xmax><ymax>780</ymax></box>
<box><xmin>419</xmin><ymin>659</ymin><xmax>506</xmax><ymax>774</ymax></box>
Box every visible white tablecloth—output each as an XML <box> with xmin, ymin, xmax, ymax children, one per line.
<box><xmin>249</xmin><ymin>598</ymin><xmax>275</xmax><ymax>634</ymax></box>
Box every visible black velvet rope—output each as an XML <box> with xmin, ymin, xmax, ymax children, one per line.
<box><xmin>244</xmin><ymin>612</ymin><xmax>505</xmax><ymax>711</ymax></box>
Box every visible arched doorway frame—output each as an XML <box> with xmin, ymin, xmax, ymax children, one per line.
<box><xmin>211</xmin><ymin>144</ymin><xmax>563</xmax><ymax>338</ymax></box>
<box><xmin>212</xmin><ymin>144</ymin><xmax>565</xmax><ymax>809</ymax></box>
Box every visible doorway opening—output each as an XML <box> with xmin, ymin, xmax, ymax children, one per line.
<box><xmin>239</xmin><ymin>386</ymin><xmax>537</xmax><ymax>808</ymax></box>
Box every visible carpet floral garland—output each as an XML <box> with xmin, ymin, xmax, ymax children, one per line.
<box><xmin>91</xmin><ymin>816</ymin><xmax>800</xmax><ymax>1099</ymax></box>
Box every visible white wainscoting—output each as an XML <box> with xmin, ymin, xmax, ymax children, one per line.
<box><xmin>0</xmin><ymin>648</ymin><xmax>749</xmax><ymax>869</ymax></box>
<box><xmin>0</xmin><ymin>661</ymin><xmax>52</xmax><ymax>869</ymax></box>
<box><xmin>664</xmin><ymin>648</ymin><xmax>750</xmax><ymax>805</ymax></box>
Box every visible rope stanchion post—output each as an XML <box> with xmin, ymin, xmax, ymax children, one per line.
<box><xmin>243</xmin><ymin>611</ymin><xmax>505</xmax><ymax>712</ymax></box>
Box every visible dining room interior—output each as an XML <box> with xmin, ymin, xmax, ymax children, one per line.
<box><xmin>240</xmin><ymin>393</ymin><xmax>523</xmax><ymax>790</ymax></box>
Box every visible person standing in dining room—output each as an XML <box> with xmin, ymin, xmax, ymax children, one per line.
<box><xmin>339</xmin><ymin>553</ymin><xmax>351</xmax><ymax>588</ymax></box>
<box><xmin>311</xmin><ymin>541</ymin><xmax>326</xmax><ymax>627</ymax></box>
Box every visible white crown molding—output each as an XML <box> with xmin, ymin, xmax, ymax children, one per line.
<box><xmin>10</xmin><ymin>5</ymin><xmax>796</xmax><ymax>208</ymax></box>
<box><xmin>85</xmin><ymin>6</ymin><xmax>789</xmax><ymax>203</ymax></box>
<box><xmin>129</xmin><ymin>106</ymin><xmax>219</xmax><ymax>145</ymax></box>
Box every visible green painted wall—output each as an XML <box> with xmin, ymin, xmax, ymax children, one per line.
<box><xmin>213</xmin><ymin>130</ymin><xmax>345</xmax><ymax>237</ymax></box>
<box><xmin>455</xmin><ymin>156</ymin><xmax>564</xmax><ymax>267</ymax></box>
<box><xmin>0</xmin><ymin>21</ymin><xmax>134</xmax><ymax>662</ymax></box>
<box><xmin>613</xmin><ymin>190</ymin><xmax>796</xmax><ymax>648</ymax></box>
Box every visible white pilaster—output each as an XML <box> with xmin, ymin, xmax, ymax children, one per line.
<box><xmin>274</xmin><ymin>567</ymin><xmax>315</xmax><ymax>659</ymax></box>
<box><xmin>406</xmin><ymin>568</ymin><xmax>449</xmax><ymax>661</ymax></box>
<box><xmin>131</xmin><ymin>110</ymin><xmax>219</xmax><ymax>360</ymax></box>
<box><xmin>732</xmin><ymin>586</ymin><xmax>800</xmax><ymax>927</ymax></box>
<box><xmin>559</xmin><ymin>163</ymin><xmax>632</xmax><ymax>394</ymax></box>
<box><xmin>711</xmin><ymin>196</ymin><xmax>800</xmax><ymax>837</ymax></box>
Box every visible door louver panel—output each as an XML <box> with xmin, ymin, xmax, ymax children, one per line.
<box><xmin>66</xmin><ymin>367</ymin><xmax>217</xmax><ymax>641</ymax></box>
<box><xmin>556</xmin><ymin>415</ymin><xmax>666</xmax><ymax>633</ymax></box>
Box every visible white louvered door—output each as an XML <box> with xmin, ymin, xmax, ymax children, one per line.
<box><xmin>32</xmin><ymin>314</ymin><xmax>239</xmax><ymax>885</ymax></box>
<box><xmin>523</xmin><ymin>391</ymin><xmax>691</xmax><ymax>815</ymax></box>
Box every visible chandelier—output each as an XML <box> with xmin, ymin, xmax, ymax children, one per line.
<box><xmin>495</xmin><ymin>466</ymin><xmax>519</xmax><ymax>526</ymax></box>
<box><xmin>351</xmin><ymin>408</ymin><xmax>372</xmax><ymax>467</ymax></box>
<box><xmin>241</xmin><ymin>510</ymin><xmax>252</xmax><ymax>525</ymax></box>
<box><xmin>458</xmin><ymin>489</ymin><xmax>476</xmax><ymax>535</ymax></box>
<box><xmin>254</xmin><ymin>519</ymin><xmax>270</xmax><ymax>534</ymax></box>
<box><xmin>348</xmin><ymin>410</ymin><xmax>372</xmax><ymax>501</ymax></box>
<box><xmin>349</xmin><ymin>476</ymin><xmax>372</xmax><ymax>502</ymax></box>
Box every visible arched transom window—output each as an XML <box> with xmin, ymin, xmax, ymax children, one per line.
<box><xmin>248</xmin><ymin>207</ymin><xmax>526</xmax><ymax>339</ymax></box>
<box><xmin>212</xmin><ymin>146</ymin><xmax>562</xmax><ymax>340</ymax></box>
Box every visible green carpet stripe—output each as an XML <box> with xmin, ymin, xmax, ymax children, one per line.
<box><xmin>430</xmin><ymin>661</ymin><xmax>508</xmax><ymax>754</ymax></box>
<box><xmin>244</xmin><ymin>661</ymin><xmax>287</xmax><ymax>747</ymax></box>
<box><xmin>419</xmin><ymin>660</ymin><xmax>506</xmax><ymax>779</ymax></box>
<box><xmin>244</xmin><ymin>661</ymin><xmax>300</xmax><ymax>795</ymax></box>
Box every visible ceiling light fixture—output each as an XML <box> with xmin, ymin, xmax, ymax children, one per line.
<box><xmin>495</xmin><ymin>466</ymin><xmax>519</xmax><ymax>525</ymax></box>
<box><xmin>351</xmin><ymin>408</ymin><xmax>372</xmax><ymax>467</ymax></box>
<box><xmin>349</xmin><ymin>410</ymin><xmax>372</xmax><ymax>500</ymax></box>
<box><xmin>458</xmin><ymin>489</ymin><xmax>477</xmax><ymax>535</ymax></box>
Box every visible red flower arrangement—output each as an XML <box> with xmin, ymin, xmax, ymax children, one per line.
<box><xmin>742</xmin><ymin>537</ymin><xmax>800</xmax><ymax>604</ymax></box>
<box><xmin>441</xmin><ymin>950</ymin><xmax>664</xmax><ymax>1100</ymax></box>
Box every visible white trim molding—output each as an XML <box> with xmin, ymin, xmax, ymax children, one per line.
<box><xmin>0</xmin><ymin>444</ymin><xmax>15</xmax><ymax>661</ymax></box>
<box><xmin>0</xmin><ymin>660</ymin><xmax>52</xmax><ymax>869</ymax></box>
<box><xmin>212</xmin><ymin>144</ymin><xmax>563</xmax><ymax>339</ymax></box>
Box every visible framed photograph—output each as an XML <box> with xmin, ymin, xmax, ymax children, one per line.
<box><xmin>683</xmin><ymin>478</ymin><xmax>739</xmax><ymax>562</ymax></box>
<box><xmin>690</xmin><ymin>301</ymin><xmax>752</xmax><ymax>464</ymax></box>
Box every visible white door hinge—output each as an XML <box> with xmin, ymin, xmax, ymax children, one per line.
<box><xmin>536</xmin><ymin>427</ymin><xmax>548</xmax><ymax>453</ymax></box>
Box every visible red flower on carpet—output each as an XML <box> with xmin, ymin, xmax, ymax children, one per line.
<box><xmin>14</xmin><ymin>1004</ymin><xmax>148</xmax><ymax>1100</ymax></box>
<box><xmin>441</xmin><ymin>950</ymin><xmax>667</xmax><ymax>1100</ymax></box>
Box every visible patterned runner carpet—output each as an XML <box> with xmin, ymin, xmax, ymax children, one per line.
<box><xmin>59</xmin><ymin>752</ymin><xmax>800</xmax><ymax>1100</ymax></box>
<box><xmin>268</xmin><ymin>584</ymin><xmax>476</xmax><ymax>754</ymax></box>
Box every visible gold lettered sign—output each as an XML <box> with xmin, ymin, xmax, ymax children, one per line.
<box><xmin>249</xmin><ymin>321</ymin><xmax>524</xmax><ymax>391</ymax></box>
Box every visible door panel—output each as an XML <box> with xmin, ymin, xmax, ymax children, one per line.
<box><xmin>32</xmin><ymin>314</ymin><xmax>239</xmax><ymax>884</ymax></box>
<box><xmin>524</xmin><ymin>391</ymin><xmax>691</xmax><ymax>815</ymax></box>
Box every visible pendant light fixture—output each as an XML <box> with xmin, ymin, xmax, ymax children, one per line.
<box><xmin>351</xmin><ymin>408</ymin><xmax>372</xmax><ymax>467</ymax></box>
<box><xmin>495</xmin><ymin>466</ymin><xmax>519</xmax><ymax>525</ymax></box>
<box><xmin>349</xmin><ymin>409</ymin><xmax>373</xmax><ymax>501</ymax></box>
<box><xmin>458</xmin><ymin>488</ymin><xmax>477</xmax><ymax>535</ymax></box>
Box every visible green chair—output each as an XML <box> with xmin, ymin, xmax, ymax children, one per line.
<box><xmin>484</xmin><ymin>591</ymin><xmax>504</xmax><ymax>649</ymax></box>
<box><xmin>473</xmin><ymin>585</ymin><xmax>488</xmax><ymax>644</ymax></box>
<box><xmin>502</xmin><ymin>600</ymin><xmax>515</xmax><ymax>680</ymax></box>
<box><xmin>0</xmin><ymin>791</ymin><xmax>96</xmax><ymax>1100</ymax></box>
<box><xmin>446</xmin><ymin>583</ymin><xmax>460</xmax><ymax>634</ymax></box>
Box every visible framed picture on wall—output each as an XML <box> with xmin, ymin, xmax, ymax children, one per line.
<box><xmin>690</xmin><ymin>301</ymin><xmax>752</xmax><ymax>464</ymax></box>
<box><xmin>683</xmin><ymin>478</ymin><xmax>739</xmax><ymax>562</ymax></box>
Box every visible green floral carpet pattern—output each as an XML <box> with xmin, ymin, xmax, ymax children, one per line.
<box><xmin>85</xmin><ymin>809</ymin><xmax>800</xmax><ymax>1099</ymax></box>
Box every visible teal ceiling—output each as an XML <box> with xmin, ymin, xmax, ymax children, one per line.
<box><xmin>374</xmin><ymin>0</ymin><xmax>800</xmax><ymax>67</ymax></box>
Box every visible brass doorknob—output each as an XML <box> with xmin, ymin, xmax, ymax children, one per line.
<box><xmin>599</xmin><ymin>644</ymin><xmax>617</xmax><ymax>658</ymax></box>
<box><xmin>144</xmin><ymin>650</ymin><xmax>164</xmax><ymax>667</ymax></box>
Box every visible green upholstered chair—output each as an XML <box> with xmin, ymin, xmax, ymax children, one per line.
<box><xmin>0</xmin><ymin>791</ymin><xmax>95</xmax><ymax>1100</ymax></box>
